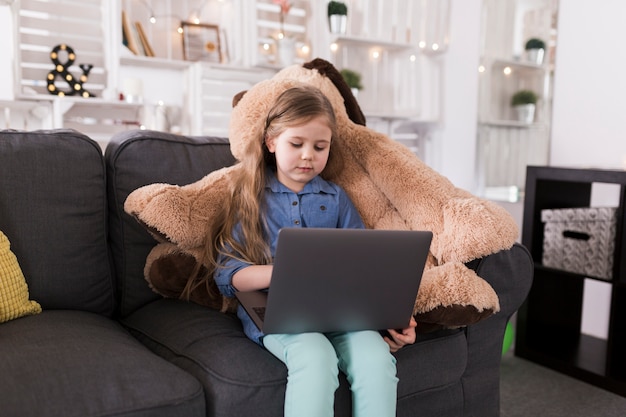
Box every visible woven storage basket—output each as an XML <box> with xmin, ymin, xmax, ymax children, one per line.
<box><xmin>541</xmin><ymin>207</ymin><xmax>617</xmax><ymax>280</ymax></box>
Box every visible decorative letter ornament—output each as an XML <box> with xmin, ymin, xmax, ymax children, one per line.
<box><xmin>46</xmin><ymin>44</ymin><xmax>95</xmax><ymax>98</ymax></box>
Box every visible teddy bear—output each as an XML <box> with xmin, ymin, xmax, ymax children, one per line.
<box><xmin>124</xmin><ymin>58</ymin><xmax>519</xmax><ymax>330</ymax></box>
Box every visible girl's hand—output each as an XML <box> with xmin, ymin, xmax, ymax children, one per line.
<box><xmin>384</xmin><ymin>317</ymin><xmax>417</xmax><ymax>353</ymax></box>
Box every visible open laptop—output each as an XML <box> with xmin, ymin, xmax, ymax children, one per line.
<box><xmin>235</xmin><ymin>228</ymin><xmax>432</xmax><ymax>334</ymax></box>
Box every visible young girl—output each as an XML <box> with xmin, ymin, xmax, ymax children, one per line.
<box><xmin>196</xmin><ymin>85</ymin><xmax>416</xmax><ymax>417</ymax></box>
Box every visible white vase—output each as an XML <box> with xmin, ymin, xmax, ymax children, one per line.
<box><xmin>350</xmin><ymin>87</ymin><xmax>359</xmax><ymax>98</ymax></box>
<box><xmin>276</xmin><ymin>37</ymin><xmax>295</xmax><ymax>67</ymax></box>
<box><xmin>328</xmin><ymin>14</ymin><xmax>347</xmax><ymax>34</ymax></box>
<box><xmin>526</xmin><ymin>48</ymin><xmax>545</xmax><ymax>65</ymax></box>
<box><xmin>514</xmin><ymin>104</ymin><xmax>536</xmax><ymax>124</ymax></box>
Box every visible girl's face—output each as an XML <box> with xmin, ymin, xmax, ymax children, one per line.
<box><xmin>266</xmin><ymin>116</ymin><xmax>332</xmax><ymax>193</ymax></box>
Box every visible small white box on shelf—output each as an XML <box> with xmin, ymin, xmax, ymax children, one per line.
<box><xmin>541</xmin><ymin>207</ymin><xmax>618</xmax><ymax>280</ymax></box>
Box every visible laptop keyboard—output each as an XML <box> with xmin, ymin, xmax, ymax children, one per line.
<box><xmin>253</xmin><ymin>307</ymin><xmax>266</xmax><ymax>321</ymax></box>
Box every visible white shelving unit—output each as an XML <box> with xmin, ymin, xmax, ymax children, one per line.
<box><xmin>3</xmin><ymin>0</ymin><xmax>451</xmax><ymax>155</ymax></box>
<box><xmin>476</xmin><ymin>0</ymin><xmax>557</xmax><ymax>202</ymax></box>
<box><xmin>320</xmin><ymin>0</ymin><xmax>450</xmax><ymax>157</ymax></box>
<box><xmin>186</xmin><ymin>63</ymin><xmax>276</xmax><ymax>137</ymax></box>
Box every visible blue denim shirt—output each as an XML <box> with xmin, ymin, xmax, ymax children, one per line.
<box><xmin>214</xmin><ymin>171</ymin><xmax>365</xmax><ymax>345</ymax></box>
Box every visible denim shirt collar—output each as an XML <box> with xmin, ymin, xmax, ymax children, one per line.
<box><xmin>266</xmin><ymin>170</ymin><xmax>338</xmax><ymax>195</ymax></box>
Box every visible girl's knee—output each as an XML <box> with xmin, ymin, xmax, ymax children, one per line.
<box><xmin>298</xmin><ymin>341</ymin><xmax>338</xmax><ymax>372</ymax></box>
<box><xmin>286</xmin><ymin>336</ymin><xmax>340</xmax><ymax>396</ymax></box>
<box><xmin>356</xmin><ymin>348</ymin><xmax>397</xmax><ymax>381</ymax></box>
<box><xmin>367</xmin><ymin>352</ymin><xmax>398</xmax><ymax>381</ymax></box>
<box><xmin>336</xmin><ymin>331</ymin><xmax>398</xmax><ymax>380</ymax></box>
<box><xmin>280</xmin><ymin>333</ymin><xmax>340</xmax><ymax>379</ymax></box>
<box><xmin>266</xmin><ymin>334</ymin><xmax>340</xmax><ymax>417</ymax></box>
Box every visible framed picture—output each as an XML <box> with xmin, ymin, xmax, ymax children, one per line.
<box><xmin>181</xmin><ymin>22</ymin><xmax>222</xmax><ymax>63</ymax></box>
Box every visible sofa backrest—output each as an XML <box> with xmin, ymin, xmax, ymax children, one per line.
<box><xmin>105</xmin><ymin>130</ymin><xmax>236</xmax><ymax>317</ymax></box>
<box><xmin>0</xmin><ymin>129</ymin><xmax>115</xmax><ymax>316</ymax></box>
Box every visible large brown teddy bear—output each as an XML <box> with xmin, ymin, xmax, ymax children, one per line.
<box><xmin>125</xmin><ymin>58</ymin><xmax>519</xmax><ymax>330</ymax></box>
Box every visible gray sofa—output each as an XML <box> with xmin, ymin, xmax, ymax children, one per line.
<box><xmin>0</xmin><ymin>128</ymin><xmax>533</xmax><ymax>417</ymax></box>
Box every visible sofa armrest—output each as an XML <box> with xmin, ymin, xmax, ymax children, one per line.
<box><xmin>466</xmin><ymin>243</ymin><xmax>534</xmax><ymax>319</ymax></box>
<box><xmin>462</xmin><ymin>243</ymin><xmax>534</xmax><ymax>416</ymax></box>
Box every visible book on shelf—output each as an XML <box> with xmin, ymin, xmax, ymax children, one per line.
<box><xmin>135</xmin><ymin>22</ymin><xmax>155</xmax><ymax>57</ymax></box>
<box><xmin>122</xmin><ymin>10</ymin><xmax>140</xmax><ymax>55</ymax></box>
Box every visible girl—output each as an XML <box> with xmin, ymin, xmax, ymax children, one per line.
<box><xmin>194</xmin><ymin>85</ymin><xmax>416</xmax><ymax>417</ymax></box>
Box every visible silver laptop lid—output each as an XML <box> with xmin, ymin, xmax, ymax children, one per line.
<box><xmin>262</xmin><ymin>228</ymin><xmax>432</xmax><ymax>334</ymax></box>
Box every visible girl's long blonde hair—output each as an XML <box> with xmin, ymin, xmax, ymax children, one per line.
<box><xmin>182</xmin><ymin>85</ymin><xmax>341</xmax><ymax>302</ymax></box>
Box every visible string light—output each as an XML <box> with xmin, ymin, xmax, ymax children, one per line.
<box><xmin>137</xmin><ymin>0</ymin><xmax>156</xmax><ymax>24</ymax></box>
<box><xmin>188</xmin><ymin>11</ymin><xmax>201</xmax><ymax>24</ymax></box>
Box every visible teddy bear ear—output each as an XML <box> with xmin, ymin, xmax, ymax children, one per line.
<box><xmin>232</xmin><ymin>90</ymin><xmax>247</xmax><ymax>108</ymax></box>
<box><xmin>303</xmin><ymin>58</ymin><xmax>366</xmax><ymax>126</ymax></box>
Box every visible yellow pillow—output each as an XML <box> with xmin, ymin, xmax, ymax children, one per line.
<box><xmin>0</xmin><ymin>230</ymin><xmax>42</xmax><ymax>323</ymax></box>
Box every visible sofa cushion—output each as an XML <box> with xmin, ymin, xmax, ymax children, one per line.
<box><xmin>0</xmin><ymin>129</ymin><xmax>114</xmax><ymax>315</ymax></box>
<box><xmin>122</xmin><ymin>300</ymin><xmax>286</xmax><ymax>417</ymax></box>
<box><xmin>0</xmin><ymin>310</ymin><xmax>205</xmax><ymax>417</ymax></box>
<box><xmin>122</xmin><ymin>299</ymin><xmax>468</xmax><ymax>417</ymax></box>
<box><xmin>0</xmin><ymin>230</ymin><xmax>41</xmax><ymax>322</ymax></box>
<box><xmin>463</xmin><ymin>243</ymin><xmax>534</xmax><ymax>416</ymax></box>
<box><xmin>105</xmin><ymin>130</ymin><xmax>236</xmax><ymax>317</ymax></box>
<box><xmin>396</xmin><ymin>327</ymin><xmax>467</xmax><ymax>397</ymax></box>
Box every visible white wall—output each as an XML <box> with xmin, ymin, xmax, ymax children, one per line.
<box><xmin>550</xmin><ymin>0</ymin><xmax>626</xmax><ymax>339</ymax></box>
<box><xmin>437</xmin><ymin>0</ymin><xmax>482</xmax><ymax>192</ymax></box>
<box><xmin>551</xmin><ymin>0</ymin><xmax>626</xmax><ymax>170</ymax></box>
<box><xmin>439</xmin><ymin>0</ymin><xmax>625</xmax><ymax>337</ymax></box>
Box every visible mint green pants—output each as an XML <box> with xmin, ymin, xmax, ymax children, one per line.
<box><xmin>263</xmin><ymin>330</ymin><xmax>398</xmax><ymax>417</ymax></box>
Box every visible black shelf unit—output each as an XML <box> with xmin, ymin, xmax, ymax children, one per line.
<box><xmin>516</xmin><ymin>166</ymin><xmax>626</xmax><ymax>396</ymax></box>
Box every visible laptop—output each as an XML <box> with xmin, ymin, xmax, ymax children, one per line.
<box><xmin>235</xmin><ymin>228</ymin><xmax>432</xmax><ymax>334</ymax></box>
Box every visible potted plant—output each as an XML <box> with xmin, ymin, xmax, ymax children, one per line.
<box><xmin>340</xmin><ymin>68</ymin><xmax>363</xmax><ymax>97</ymax></box>
<box><xmin>328</xmin><ymin>1</ymin><xmax>348</xmax><ymax>34</ymax></box>
<box><xmin>524</xmin><ymin>37</ymin><xmax>546</xmax><ymax>65</ymax></box>
<box><xmin>511</xmin><ymin>89</ymin><xmax>538</xmax><ymax>123</ymax></box>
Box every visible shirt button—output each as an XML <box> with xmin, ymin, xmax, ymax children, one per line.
<box><xmin>292</xmin><ymin>201</ymin><xmax>298</xmax><ymax>206</ymax></box>
<box><xmin>294</xmin><ymin>220</ymin><xmax>300</xmax><ymax>225</ymax></box>
<box><xmin>320</xmin><ymin>205</ymin><xmax>326</xmax><ymax>211</ymax></box>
